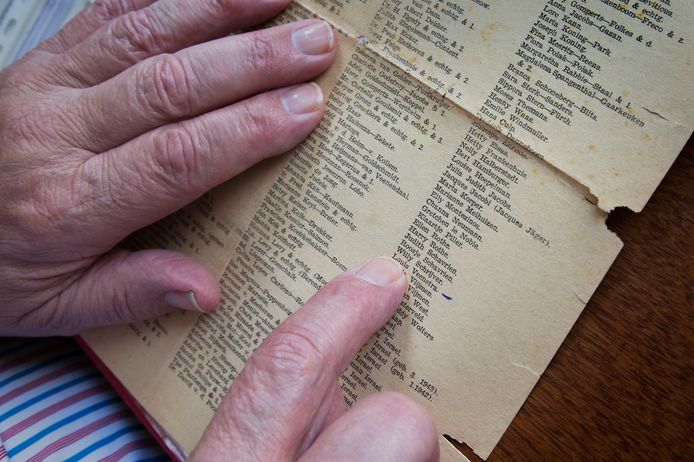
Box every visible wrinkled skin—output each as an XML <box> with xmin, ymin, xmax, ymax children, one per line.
<box><xmin>190</xmin><ymin>258</ymin><xmax>439</xmax><ymax>462</ymax></box>
<box><xmin>0</xmin><ymin>1</ymin><xmax>439</xmax><ymax>460</ymax></box>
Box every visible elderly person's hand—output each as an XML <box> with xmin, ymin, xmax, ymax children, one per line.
<box><xmin>0</xmin><ymin>1</ymin><xmax>439</xmax><ymax>460</ymax></box>
<box><xmin>190</xmin><ymin>257</ymin><xmax>439</xmax><ymax>461</ymax></box>
<box><xmin>0</xmin><ymin>0</ymin><xmax>335</xmax><ymax>335</ymax></box>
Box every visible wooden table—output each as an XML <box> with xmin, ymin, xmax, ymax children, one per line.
<box><xmin>453</xmin><ymin>135</ymin><xmax>693</xmax><ymax>461</ymax></box>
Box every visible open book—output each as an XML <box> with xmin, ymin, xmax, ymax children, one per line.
<box><xmin>80</xmin><ymin>1</ymin><xmax>694</xmax><ymax>460</ymax></box>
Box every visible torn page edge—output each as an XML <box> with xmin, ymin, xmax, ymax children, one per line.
<box><xmin>294</xmin><ymin>1</ymin><xmax>687</xmax><ymax>214</ymax></box>
<box><xmin>440</xmin><ymin>436</ymin><xmax>473</xmax><ymax>462</ymax></box>
<box><xmin>291</xmin><ymin>3</ymin><xmax>624</xmax><ymax>459</ymax></box>
<box><xmin>361</xmin><ymin>38</ymin><xmax>690</xmax><ymax>214</ymax></box>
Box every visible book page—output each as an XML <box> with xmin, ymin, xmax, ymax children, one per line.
<box><xmin>77</xmin><ymin>146</ymin><xmax>290</xmax><ymax>406</ymax></box>
<box><xmin>83</xmin><ymin>3</ymin><xmax>626</xmax><ymax>458</ymax></box>
<box><xmin>301</xmin><ymin>0</ymin><xmax>694</xmax><ymax>212</ymax></box>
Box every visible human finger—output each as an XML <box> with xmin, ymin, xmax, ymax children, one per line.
<box><xmin>73</xmin><ymin>20</ymin><xmax>335</xmax><ymax>151</ymax></box>
<box><xmin>299</xmin><ymin>392</ymin><xmax>439</xmax><ymax>462</ymax></box>
<box><xmin>296</xmin><ymin>381</ymin><xmax>347</xmax><ymax>456</ymax></box>
<box><xmin>36</xmin><ymin>0</ymin><xmax>156</xmax><ymax>54</ymax></box>
<box><xmin>189</xmin><ymin>257</ymin><xmax>408</xmax><ymax>461</ymax></box>
<box><xmin>51</xmin><ymin>0</ymin><xmax>291</xmax><ymax>86</ymax></box>
<box><xmin>7</xmin><ymin>249</ymin><xmax>220</xmax><ymax>336</ymax></box>
<box><xmin>72</xmin><ymin>83</ymin><xmax>324</xmax><ymax>247</ymax></box>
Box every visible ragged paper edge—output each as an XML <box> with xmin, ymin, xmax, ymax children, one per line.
<box><xmin>440</xmin><ymin>437</ymin><xmax>472</xmax><ymax>462</ymax></box>
<box><xmin>295</xmin><ymin>1</ymin><xmax>600</xmax><ymax>218</ymax></box>
<box><xmin>292</xmin><ymin>1</ymin><xmax>622</xmax><ymax>231</ymax></box>
<box><xmin>295</xmin><ymin>1</ymin><xmax>692</xmax><ymax>214</ymax></box>
<box><xmin>291</xmin><ymin>3</ymin><xmax>624</xmax><ymax>460</ymax></box>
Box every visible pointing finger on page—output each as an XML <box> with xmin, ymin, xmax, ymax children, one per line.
<box><xmin>189</xmin><ymin>257</ymin><xmax>410</xmax><ymax>461</ymax></box>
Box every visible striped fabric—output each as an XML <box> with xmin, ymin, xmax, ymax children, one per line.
<box><xmin>2</xmin><ymin>2</ymin><xmax>171</xmax><ymax>460</ymax></box>
<box><xmin>0</xmin><ymin>0</ymin><xmax>91</xmax><ymax>70</ymax></box>
<box><xmin>0</xmin><ymin>338</ymin><xmax>168</xmax><ymax>462</ymax></box>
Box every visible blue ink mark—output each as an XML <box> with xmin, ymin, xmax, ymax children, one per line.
<box><xmin>442</xmin><ymin>293</ymin><xmax>453</xmax><ymax>301</ymax></box>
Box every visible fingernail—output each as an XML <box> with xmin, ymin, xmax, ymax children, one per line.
<box><xmin>292</xmin><ymin>21</ymin><xmax>334</xmax><ymax>55</ymax></box>
<box><xmin>356</xmin><ymin>257</ymin><xmax>404</xmax><ymax>286</ymax></box>
<box><xmin>164</xmin><ymin>290</ymin><xmax>204</xmax><ymax>312</ymax></box>
<box><xmin>281</xmin><ymin>83</ymin><xmax>323</xmax><ymax>114</ymax></box>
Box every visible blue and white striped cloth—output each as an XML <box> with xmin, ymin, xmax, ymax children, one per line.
<box><xmin>0</xmin><ymin>0</ymin><xmax>91</xmax><ymax>70</ymax></box>
<box><xmin>0</xmin><ymin>338</ymin><xmax>168</xmax><ymax>461</ymax></box>
<box><xmin>1</xmin><ymin>2</ymin><xmax>170</xmax><ymax>460</ymax></box>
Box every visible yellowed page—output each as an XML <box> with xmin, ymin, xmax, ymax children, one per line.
<box><xmin>85</xmin><ymin>11</ymin><xmax>622</xmax><ymax>458</ymax></box>
<box><xmin>441</xmin><ymin>437</ymin><xmax>472</xmax><ymax>462</ymax></box>
<box><xmin>80</xmin><ymin>142</ymin><xmax>290</xmax><ymax>407</ymax></box>
<box><xmin>76</xmin><ymin>2</ymin><xmax>681</xmax><ymax>460</ymax></box>
<box><xmin>301</xmin><ymin>0</ymin><xmax>694</xmax><ymax>212</ymax></box>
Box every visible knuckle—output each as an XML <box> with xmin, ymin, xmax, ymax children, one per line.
<box><xmin>112</xmin><ymin>9</ymin><xmax>163</xmax><ymax>60</ymax></box>
<box><xmin>250</xmin><ymin>327</ymin><xmax>324</xmax><ymax>378</ymax></box>
<box><xmin>141</xmin><ymin>54</ymin><xmax>194</xmax><ymax>120</ymax></box>
<box><xmin>237</xmin><ymin>103</ymin><xmax>273</xmax><ymax>142</ymax></box>
<box><xmin>243</xmin><ymin>33</ymin><xmax>279</xmax><ymax>74</ymax></box>
<box><xmin>150</xmin><ymin>125</ymin><xmax>202</xmax><ymax>190</ymax></box>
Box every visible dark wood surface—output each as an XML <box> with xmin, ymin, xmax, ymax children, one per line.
<box><xmin>453</xmin><ymin>135</ymin><xmax>693</xmax><ymax>462</ymax></box>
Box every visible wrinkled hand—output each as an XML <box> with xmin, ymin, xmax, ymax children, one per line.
<box><xmin>190</xmin><ymin>258</ymin><xmax>439</xmax><ymax>462</ymax></box>
<box><xmin>0</xmin><ymin>0</ymin><xmax>336</xmax><ymax>335</ymax></box>
<box><xmin>0</xmin><ymin>2</ymin><xmax>439</xmax><ymax>458</ymax></box>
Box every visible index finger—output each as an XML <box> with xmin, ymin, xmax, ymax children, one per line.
<box><xmin>191</xmin><ymin>257</ymin><xmax>408</xmax><ymax>461</ymax></box>
<box><xmin>51</xmin><ymin>0</ymin><xmax>291</xmax><ymax>86</ymax></box>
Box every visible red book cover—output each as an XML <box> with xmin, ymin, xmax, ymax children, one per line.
<box><xmin>76</xmin><ymin>336</ymin><xmax>187</xmax><ymax>462</ymax></box>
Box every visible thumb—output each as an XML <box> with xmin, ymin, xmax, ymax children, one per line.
<box><xmin>15</xmin><ymin>249</ymin><xmax>219</xmax><ymax>336</ymax></box>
